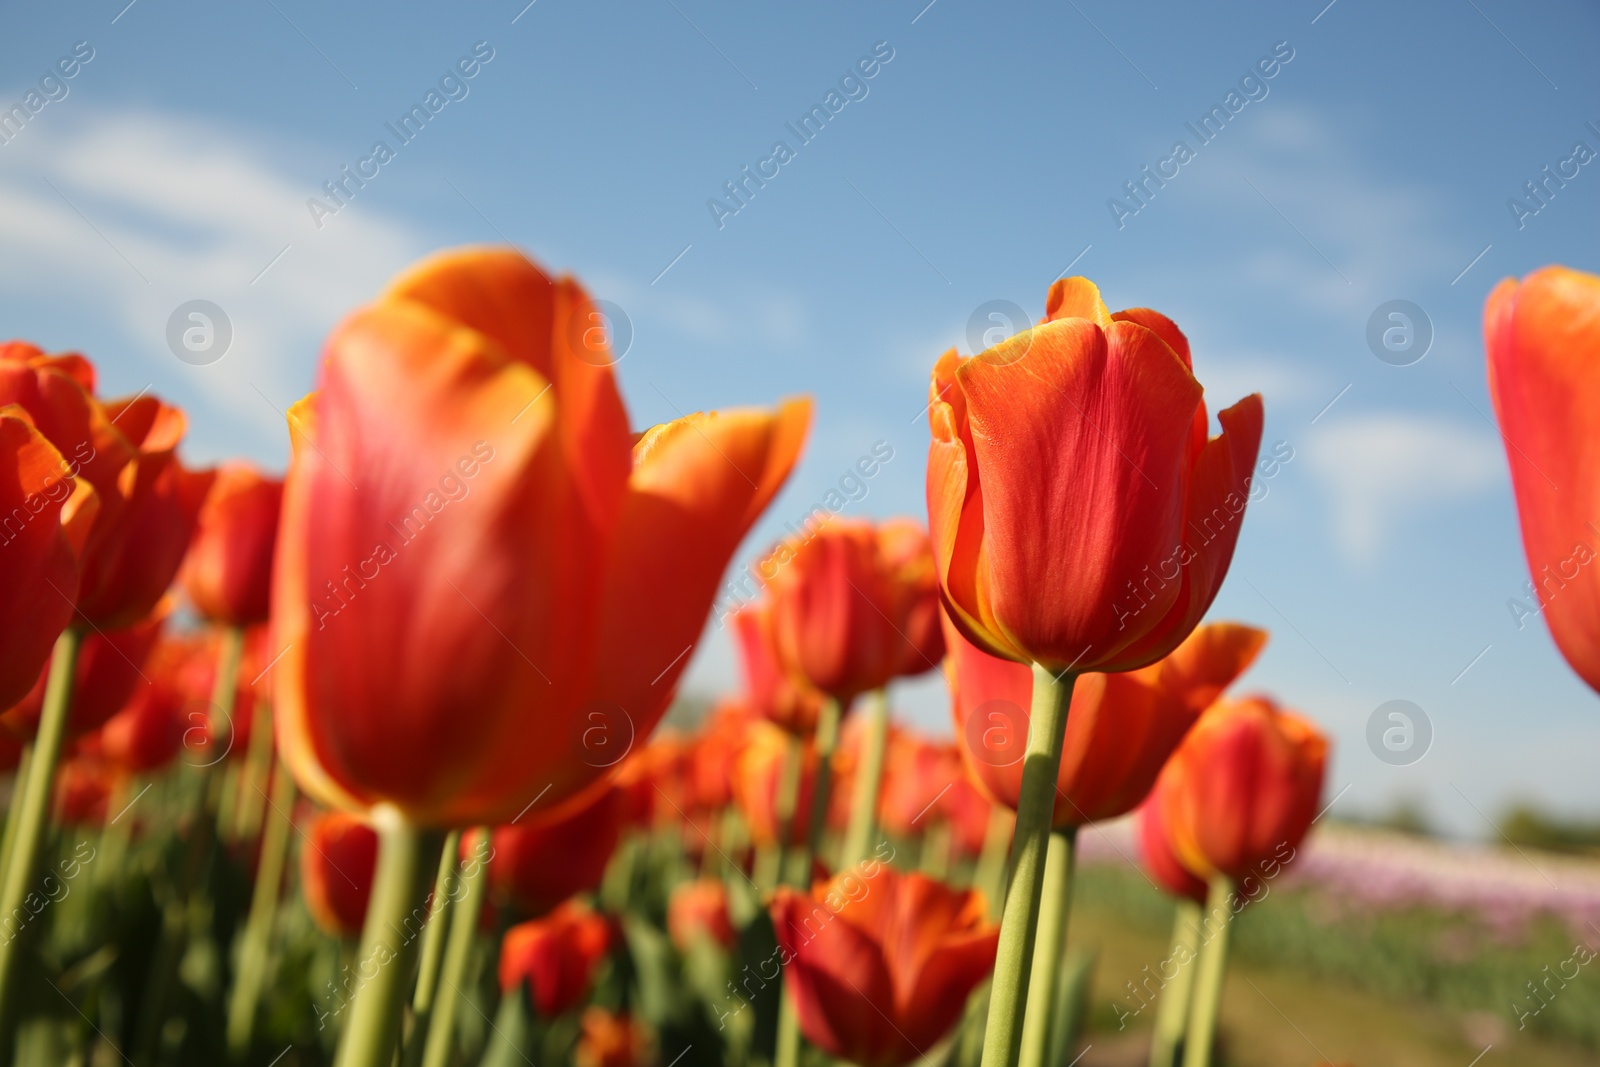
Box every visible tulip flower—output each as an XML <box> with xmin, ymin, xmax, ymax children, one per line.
<box><xmin>668</xmin><ymin>878</ymin><xmax>736</xmax><ymax>952</ymax></box>
<box><xmin>1485</xmin><ymin>266</ymin><xmax>1600</xmax><ymax>693</ymax></box>
<box><xmin>1137</xmin><ymin>792</ymin><xmax>1207</xmax><ymax>905</ymax></box>
<box><xmin>273</xmin><ymin>247</ymin><xmax>809</xmax><ymax>832</ymax></box>
<box><xmin>731</xmin><ymin>605</ymin><xmax>825</xmax><ymax>736</ymax></box>
<box><xmin>769</xmin><ymin>864</ymin><xmax>998</xmax><ymax>1067</ymax></box>
<box><xmin>486</xmin><ymin>784</ymin><xmax>623</xmax><ymax>918</ymax></box>
<box><xmin>1155</xmin><ymin>695</ymin><xmax>1327</xmax><ymax>1067</ymax></box>
<box><xmin>0</xmin><ymin>409</ymin><xmax>85</xmax><ymax>710</ymax></box>
<box><xmin>927</xmin><ymin>277</ymin><xmax>1263</xmax><ymax>1067</ymax></box>
<box><xmin>97</xmin><ymin>670</ymin><xmax>188</xmax><ymax>775</ymax></box>
<box><xmin>614</xmin><ymin>734</ymin><xmax>689</xmax><ymax>830</ymax></box>
<box><xmin>180</xmin><ymin>463</ymin><xmax>283</xmax><ymax>626</ymax></box>
<box><xmin>2</xmin><ymin>610</ymin><xmax>167</xmax><ymax>741</ymax></box>
<box><xmin>731</xmin><ymin>721</ymin><xmax>818</xmax><ymax>851</ymax></box>
<box><xmin>945</xmin><ymin>613</ymin><xmax>1267</xmax><ymax>828</ymax></box>
<box><xmin>54</xmin><ymin>756</ymin><xmax>114</xmax><ymax>826</ymax></box>
<box><xmin>499</xmin><ymin>899</ymin><xmax>613</xmax><ymax>1018</ymax></box>
<box><xmin>1158</xmin><ymin>695</ymin><xmax>1326</xmax><ymax>885</ymax></box>
<box><xmin>576</xmin><ymin>1009</ymin><xmax>655</xmax><ymax>1067</ymax></box>
<box><xmin>763</xmin><ymin>518</ymin><xmax>944</xmax><ymax>706</ymax></box>
<box><xmin>301</xmin><ymin>811</ymin><xmax>379</xmax><ymax>938</ymax></box>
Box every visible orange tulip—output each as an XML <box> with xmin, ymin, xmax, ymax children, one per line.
<box><xmin>96</xmin><ymin>670</ymin><xmax>187</xmax><ymax>774</ymax></box>
<box><xmin>180</xmin><ymin>463</ymin><xmax>282</xmax><ymax>626</ymax></box>
<box><xmin>499</xmin><ymin>899</ymin><xmax>613</xmax><ymax>1018</ymax></box>
<box><xmin>1136</xmin><ymin>791</ymin><xmax>1207</xmax><ymax>904</ymax></box>
<box><xmin>877</xmin><ymin>733</ymin><xmax>964</xmax><ymax>840</ymax></box>
<box><xmin>769</xmin><ymin>865</ymin><xmax>998</xmax><ymax>1067</ymax></box>
<box><xmin>731</xmin><ymin>721</ymin><xmax>819</xmax><ymax>848</ymax></box>
<box><xmin>301</xmin><ymin>811</ymin><xmax>378</xmax><ymax>938</ymax></box>
<box><xmin>667</xmin><ymin>878</ymin><xmax>736</xmax><ymax>951</ymax></box>
<box><xmin>926</xmin><ymin>278</ymin><xmax>1263</xmax><ymax>674</ymax></box>
<box><xmin>613</xmin><ymin>733</ymin><xmax>689</xmax><ymax>829</ymax></box>
<box><xmin>1157</xmin><ymin>695</ymin><xmax>1327</xmax><ymax>884</ymax></box>
<box><xmin>485</xmin><ymin>784</ymin><xmax>623</xmax><ymax>918</ymax></box>
<box><xmin>576</xmin><ymin>1008</ymin><xmax>654</xmax><ymax>1067</ymax></box>
<box><xmin>272</xmin><ymin>248</ymin><xmax>810</xmax><ymax>827</ymax></box>
<box><xmin>1486</xmin><ymin>266</ymin><xmax>1600</xmax><ymax>692</ymax></box>
<box><xmin>0</xmin><ymin>409</ymin><xmax>86</xmax><ymax>709</ymax></box>
<box><xmin>731</xmin><ymin>605</ymin><xmax>825</xmax><ymax>735</ymax></box>
<box><xmin>763</xmin><ymin>518</ymin><xmax>944</xmax><ymax>706</ymax></box>
<box><xmin>684</xmin><ymin>700</ymin><xmax>756</xmax><ymax>811</ymax></box>
<box><xmin>2</xmin><ymin>610</ymin><xmax>166</xmax><ymax>741</ymax></box>
<box><xmin>0</xmin><ymin>343</ymin><xmax>212</xmax><ymax>630</ymax></box>
<box><xmin>945</xmin><ymin>611</ymin><xmax>1265</xmax><ymax>827</ymax></box>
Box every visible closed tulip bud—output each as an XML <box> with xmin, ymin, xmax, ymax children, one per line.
<box><xmin>763</xmin><ymin>518</ymin><xmax>944</xmax><ymax>706</ymax></box>
<box><xmin>1157</xmin><ymin>695</ymin><xmax>1328</xmax><ymax>884</ymax></box>
<box><xmin>2</xmin><ymin>609</ymin><xmax>167</xmax><ymax>741</ymax></box>
<box><xmin>180</xmin><ymin>463</ymin><xmax>282</xmax><ymax>625</ymax></box>
<box><xmin>927</xmin><ymin>278</ymin><xmax>1263</xmax><ymax>673</ymax></box>
<box><xmin>301</xmin><ymin>811</ymin><xmax>378</xmax><ymax>938</ymax></box>
<box><xmin>0</xmin><ymin>409</ymin><xmax>88</xmax><ymax>709</ymax></box>
<box><xmin>769</xmin><ymin>865</ymin><xmax>999</xmax><ymax>1067</ymax></box>
<box><xmin>946</xmin><ymin>609</ymin><xmax>1267</xmax><ymax>826</ymax></box>
<box><xmin>499</xmin><ymin>899</ymin><xmax>613</xmax><ymax>1018</ymax></box>
<box><xmin>667</xmin><ymin>878</ymin><xmax>735</xmax><ymax>951</ymax></box>
<box><xmin>272</xmin><ymin>248</ymin><xmax>810</xmax><ymax>827</ymax></box>
<box><xmin>731</xmin><ymin>605</ymin><xmax>825</xmax><ymax>735</ymax></box>
<box><xmin>1136</xmin><ymin>790</ymin><xmax>1207</xmax><ymax>904</ymax></box>
<box><xmin>1486</xmin><ymin>266</ymin><xmax>1600</xmax><ymax>693</ymax></box>
<box><xmin>486</xmin><ymin>784</ymin><xmax>623</xmax><ymax>918</ymax></box>
<box><xmin>576</xmin><ymin>1008</ymin><xmax>654</xmax><ymax>1067</ymax></box>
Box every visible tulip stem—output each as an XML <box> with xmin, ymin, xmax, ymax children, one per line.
<box><xmin>840</xmin><ymin>690</ymin><xmax>888</xmax><ymax>868</ymax></box>
<box><xmin>1148</xmin><ymin>899</ymin><xmax>1203</xmax><ymax>1067</ymax></box>
<box><xmin>978</xmin><ymin>664</ymin><xmax>1075</xmax><ymax>1067</ymax></box>
<box><xmin>0</xmin><ymin>627</ymin><xmax>80</xmax><ymax>1053</ymax></box>
<box><xmin>229</xmin><ymin>698</ymin><xmax>278</xmax><ymax>844</ymax></box>
<box><xmin>225</xmin><ymin>755</ymin><xmax>298</xmax><ymax>1059</ymax></box>
<box><xmin>402</xmin><ymin>828</ymin><xmax>463</xmax><ymax>1067</ymax></box>
<box><xmin>760</xmin><ymin>735</ymin><xmax>804</xmax><ymax>891</ymax></box>
<box><xmin>0</xmin><ymin>747</ymin><xmax>34</xmax><ymax>895</ymax></box>
<box><xmin>1017</xmin><ymin>826</ymin><xmax>1077</xmax><ymax>1067</ymax></box>
<box><xmin>418</xmin><ymin>828</ymin><xmax>489</xmax><ymax>1067</ymax></box>
<box><xmin>787</xmin><ymin>695</ymin><xmax>841</xmax><ymax>886</ymax></box>
<box><xmin>334</xmin><ymin>814</ymin><xmax>438</xmax><ymax>1067</ymax></box>
<box><xmin>1180</xmin><ymin>877</ymin><xmax>1234</xmax><ymax>1067</ymax></box>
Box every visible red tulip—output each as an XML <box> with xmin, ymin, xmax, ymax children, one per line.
<box><xmin>946</xmin><ymin>611</ymin><xmax>1266</xmax><ymax>827</ymax></box>
<box><xmin>1136</xmin><ymin>791</ymin><xmax>1207</xmax><ymax>904</ymax></box>
<box><xmin>0</xmin><ymin>409</ymin><xmax>86</xmax><ymax>709</ymax></box>
<box><xmin>731</xmin><ymin>605</ymin><xmax>825</xmax><ymax>735</ymax></box>
<box><xmin>613</xmin><ymin>734</ymin><xmax>689</xmax><ymax>829</ymax></box>
<box><xmin>1157</xmin><ymin>695</ymin><xmax>1327</xmax><ymax>884</ymax></box>
<box><xmin>878</xmin><ymin>734</ymin><xmax>964</xmax><ymax>840</ymax></box>
<box><xmin>926</xmin><ymin>277</ymin><xmax>1263</xmax><ymax>673</ymax></box>
<box><xmin>97</xmin><ymin>668</ymin><xmax>187</xmax><ymax>774</ymax></box>
<box><xmin>763</xmin><ymin>518</ymin><xmax>944</xmax><ymax>705</ymax></box>
<box><xmin>769</xmin><ymin>865</ymin><xmax>999</xmax><ymax>1067</ymax></box>
<box><xmin>272</xmin><ymin>248</ymin><xmax>810</xmax><ymax>827</ymax></box>
<box><xmin>2</xmin><ymin>610</ymin><xmax>166</xmax><ymax>741</ymax></box>
<box><xmin>731</xmin><ymin>721</ymin><xmax>818</xmax><ymax>849</ymax></box>
<box><xmin>499</xmin><ymin>899</ymin><xmax>613</xmax><ymax>1018</ymax></box>
<box><xmin>1486</xmin><ymin>266</ymin><xmax>1600</xmax><ymax>692</ymax></box>
<box><xmin>576</xmin><ymin>1008</ymin><xmax>653</xmax><ymax>1067</ymax></box>
<box><xmin>54</xmin><ymin>756</ymin><xmax>113</xmax><ymax>826</ymax></box>
<box><xmin>301</xmin><ymin>810</ymin><xmax>378</xmax><ymax>937</ymax></box>
<box><xmin>0</xmin><ymin>343</ymin><xmax>212</xmax><ymax>630</ymax></box>
<box><xmin>684</xmin><ymin>700</ymin><xmax>756</xmax><ymax>812</ymax></box>
<box><xmin>180</xmin><ymin>463</ymin><xmax>282</xmax><ymax>626</ymax></box>
<box><xmin>667</xmin><ymin>878</ymin><xmax>736</xmax><ymax>951</ymax></box>
<box><xmin>485</xmin><ymin>784</ymin><xmax>623</xmax><ymax>918</ymax></box>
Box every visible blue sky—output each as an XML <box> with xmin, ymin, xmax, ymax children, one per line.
<box><xmin>2</xmin><ymin>0</ymin><xmax>1597</xmax><ymax>836</ymax></box>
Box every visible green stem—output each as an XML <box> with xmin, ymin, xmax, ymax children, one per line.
<box><xmin>404</xmin><ymin>829</ymin><xmax>465</xmax><ymax>1067</ymax></box>
<box><xmin>1180</xmin><ymin>877</ymin><xmax>1234</xmax><ymax>1067</ymax></box>
<box><xmin>225</xmin><ymin>756</ymin><xmax>298</xmax><ymax>1058</ymax></box>
<box><xmin>766</xmin><ymin>732</ymin><xmax>803</xmax><ymax>890</ymax></box>
<box><xmin>978</xmin><ymin>664</ymin><xmax>1074</xmax><ymax>1067</ymax></box>
<box><xmin>973</xmin><ymin>805</ymin><xmax>1012</xmax><ymax>921</ymax></box>
<box><xmin>1017</xmin><ymin>826</ymin><xmax>1077</xmax><ymax>1067</ymax></box>
<box><xmin>334</xmin><ymin>814</ymin><xmax>437</xmax><ymax>1067</ymax></box>
<box><xmin>786</xmin><ymin>695</ymin><xmax>841</xmax><ymax>887</ymax></box>
<box><xmin>229</xmin><ymin>698</ymin><xmax>278</xmax><ymax>844</ymax></box>
<box><xmin>419</xmin><ymin>828</ymin><xmax>489</xmax><ymax>1067</ymax></box>
<box><xmin>1148</xmin><ymin>899</ymin><xmax>1204</xmax><ymax>1067</ymax></box>
<box><xmin>839</xmin><ymin>690</ymin><xmax>888</xmax><ymax>869</ymax></box>
<box><xmin>0</xmin><ymin>628</ymin><xmax>81</xmax><ymax>1052</ymax></box>
<box><xmin>0</xmin><ymin>746</ymin><xmax>34</xmax><ymax>894</ymax></box>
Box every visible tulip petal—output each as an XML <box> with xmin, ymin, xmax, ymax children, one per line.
<box><xmin>1042</xmin><ymin>277</ymin><xmax>1113</xmax><ymax>328</ymax></box>
<box><xmin>0</xmin><ymin>412</ymin><xmax>79</xmax><ymax>708</ymax></box>
<box><xmin>771</xmin><ymin>887</ymin><xmax>898</xmax><ymax>1065</ymax></box>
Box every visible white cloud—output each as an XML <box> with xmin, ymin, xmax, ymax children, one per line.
<box><xmin>1306</xmin><ymin>413</ymin><xmax>1503</xmax><ymax>565</ymax></box>
<box><xmin>0</xmin><ymin>107</ymin><xmax>427</xmax><ymax>463</ymax></box>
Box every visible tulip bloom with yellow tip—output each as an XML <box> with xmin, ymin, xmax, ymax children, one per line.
<box><xmin>271</xmin><ymin>247</ymin><xmax>811</xmax><ymax>827</ymax></box>
<box><xmin>1486</xmin><ymin>266</ymin><xmax>1600</xmax><ymax>693</ymax></box>
<box><xmin>926</xmin><ymin>277</ymin><xmax>1263</xmax><ymax>674</ymax></box>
